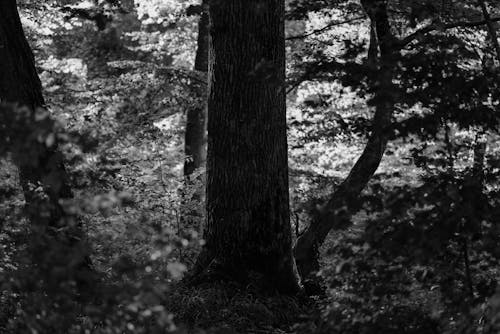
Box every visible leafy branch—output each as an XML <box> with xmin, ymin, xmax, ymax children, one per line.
<box><xmin>398</xmin><ymin>16</ymin><xmax>500</xmax><ymax>47</ymax></box>
<box><xmin>286</xmin><ymin>16</ymin><xmax>366</xmax><ymax>40</ymax></box>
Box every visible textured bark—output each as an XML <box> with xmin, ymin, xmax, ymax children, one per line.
<box><xmin>473</xmin><ymin>134</ymin><xmax>486</xmax><ymax>186</ymax></box>
<box><xmin>367</xmin><ymin>21</ymin><xmax>379</xmax><ymax>68</ymax></box>
<box><xmin>193</xmin><ymin>0</ymin><xmax>300</xmax><ymax>293</ymax></box>
<box><xmin>294</xmin><ymin>0</ymin><xmax>397</xmax><ymax>278</ymax></box>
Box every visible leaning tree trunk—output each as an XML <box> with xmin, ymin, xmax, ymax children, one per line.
<box><xmin>0</xmin><ymin>0</ymin><xmax>90</xmax><ymax>276</ymax></box>
<box><xmin>294</xmin><ymin>0</ymin><xmax>397</xmax><ymax>278</ymax></box>
<box><xmin>192</xmin><ymin>0</ymin><xmax>301</xmax><ymax>294</ymax></box>
<box><xmin>0</xmin><ymin>0</ymin><xmax>72</xmax><ymax>222</ymax></box>
<box><xmin>182</xmin><ymin>0</ymin><xmax>209</xmax><ymax>229</ymax></box>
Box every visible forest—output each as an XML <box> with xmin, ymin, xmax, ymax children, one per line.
<box><xmin>1</xmin><ymin>0</ymin><xmax>500</xmax><ymax>333</ymax></box>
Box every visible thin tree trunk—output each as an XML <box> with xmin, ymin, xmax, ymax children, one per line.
<box><xmin>471</xmin><ymin>0</ymin><xmax>499</xmax><ymax>195</ymax></box>
<box><xmin>192</xmin><ymin>0</ymin><xmax>301</xmax><ymax>293</ymax></box>
<box><xmin>473</xmin><ymin>133</ymin><xmax>486</xmax><ymax>186</ymax></box>
<box><xmin>182</xmin><ymin>0</ymin><xmax>209</xmax><ymax>230</ymax></box>
<box><xmin>185</xmin><ymin>0</ymin><xmax>209</xmax><ymax>177</ymax></box>
<box><xmin>367</xmin><ymin>20</ymin><xmax>379</xmax><ymax>68</ymax></box>
<box><xmin>294</xmin><ymin>0</ymin><xmax>397</xmax><ymax>278</ymax></box>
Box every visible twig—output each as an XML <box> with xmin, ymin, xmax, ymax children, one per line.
<box><xmin>286</xmin><ymin>16</ymin><xmax>366</xmax><ymax>40</ymax></box>
<box><xmin>462</xmin><ymin>238</ymin><xmax>474</xmax><ymax>299</ymax></box>
<box><xmin>478</xmin><ymin>0</ymin><xmax>500</xmax><ymax>64</ymax></box>
<box><xmin>295</xmin><ymin>212</ymin><xmax>300</xmax><ymax>237</ymax></box>
<box><xmin>398</xmin><ymin>16</ymin><xmax>500</xmax><ymax>47</ymax></box>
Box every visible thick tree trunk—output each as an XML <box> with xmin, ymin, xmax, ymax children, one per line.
<box><xmin>294</xmin><ymin>0</ymin><xmax>397</xmax><ymax>278</ymax></box>
<box><xmin>192</xmin><ymin>0</ymin><xmax>301</xmax><ymax>294</ymax></box>
<box><xmin>0</xmin><ymin>0</ymin><xmax>90</xmax><ymax>274</ymax></box>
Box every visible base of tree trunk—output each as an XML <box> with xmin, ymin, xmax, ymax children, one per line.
<box><xmin>186</xmin><ymin>249</ymin><xmax>302</xmax><ymax>295</ymax></box>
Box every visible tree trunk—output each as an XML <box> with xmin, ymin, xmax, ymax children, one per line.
<box><xmin>182</xmin><ymin>0</ymin><xmax>209</xmax><ymax>230</ymax></box>
<box><xmin>184</xmin><ymin>0</ymin><xmax>209</xmax><ymax>177</ymax></box>
<box><xmin>192</xmin><ymin>0</ymin><xmax>301</xmax><ymax>294</ymax></box>
<box><xmin>472</xmin><ymin>133</ymin><xmax>486</xmax><ymax>186</ymax></box>
<box><xmin>0</xmin><ymin>0</ymin><xmax>90</xmax><ymax>274</ymax></box>
<box><xmin>294</xmin><ymin>0</ymin><xmax>397</xmax><ymax>278</ymax></box>
<box><xmin>367</xmin><ymin>20</ymin><xmax>379</xmax><ymax>68</ymax></box>
<box><xmin>0</xmin><ymin>0</ymin><xmax>73</xmax><ymax>220</ymax></box>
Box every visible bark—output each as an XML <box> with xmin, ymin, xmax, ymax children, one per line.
<box><xmin>192</xmin><ymin>0</ymin><xmax>301</xmax><ymax>294</ymax></box>
<box><xmin>367</xmin><ymin>20</ymin><xmax>379</xmax><ymax>68</ymax></box>
<box><xmin>0</xmin><ymin>0</ymin><xmax>90</xmax><ymax>272</ymax></box>
<box><xmin>294</xmin><ymin>0</ymin><xmax>397</xmax><ymax>278</ymax></box>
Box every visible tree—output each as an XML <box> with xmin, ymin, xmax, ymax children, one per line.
<box><xmin>478</xmin><ymin>0</ymin><xmax>500</xmax><ymax>64</ymax></box>
<box><xmin>0</xmin><ymin>0</ymin><xmax>90</xmax><ymax>277</ymax></box>
<box><xmin>184</xmin><ymin>0</ymin><xmax>208</xmax><ymax>179</ymax></box>
<box><xmin>290</xmin><ymin>0</ymin><xmax>500</xmax><ymax>278</ymax></box>
<box><xmin>182</xmin><ymin>0</ymin><xmax>209</xmax><ymax>229</ymax></box>
<box><xmin>192</xmin><ymin>0</ymin><xmax>301</xmax><ymax>293</ymax></box>
<box><xmin>294</xmin><ymin>0</ymin><xmax>397</xmax><ymax>277</ymax></box>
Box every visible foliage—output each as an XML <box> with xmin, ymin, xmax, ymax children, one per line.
<box><xmin>1</xmin><ymin>0</ymin><xmax>500</xmax><ymax>333</ymax></box>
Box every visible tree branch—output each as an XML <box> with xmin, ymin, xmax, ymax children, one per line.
<box><xmin>399</xmin><ymin>16</ymin><xmax>500</xmax><ymax>47</ymax></box>
<box><xmin>478</xmin><ymin>0</ymin><xmax>500</xmax><ymax>64</ymax></box>
<box><xmin>286</xmin><ymin>16</ymin><xmax>366</xmax><ymax>40</ymax></box>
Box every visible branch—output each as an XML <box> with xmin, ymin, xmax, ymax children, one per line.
<box><xmin>478</xmin><ymin>0</ymin><xmax>500</xmax><ymax>64</ymax></box>
<box><xmin>286</xmin><ymin>16</ymin><xmax>366</xmax><ymax>40</ymax></box>
<box><xmin>399</xmin><ymin>16</ymin><xmax>500</xmax><ymax>47</ymax></box>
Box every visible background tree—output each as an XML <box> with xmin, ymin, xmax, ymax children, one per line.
<box><xmin>183</xmin><ymin>0</ymin><xmax>208</xmax><ymax>179</ymax></box>
<box><xmin>181</xmin><ymin>0</ymin><xmax>209</xmax><ymax>230</ymax></box>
